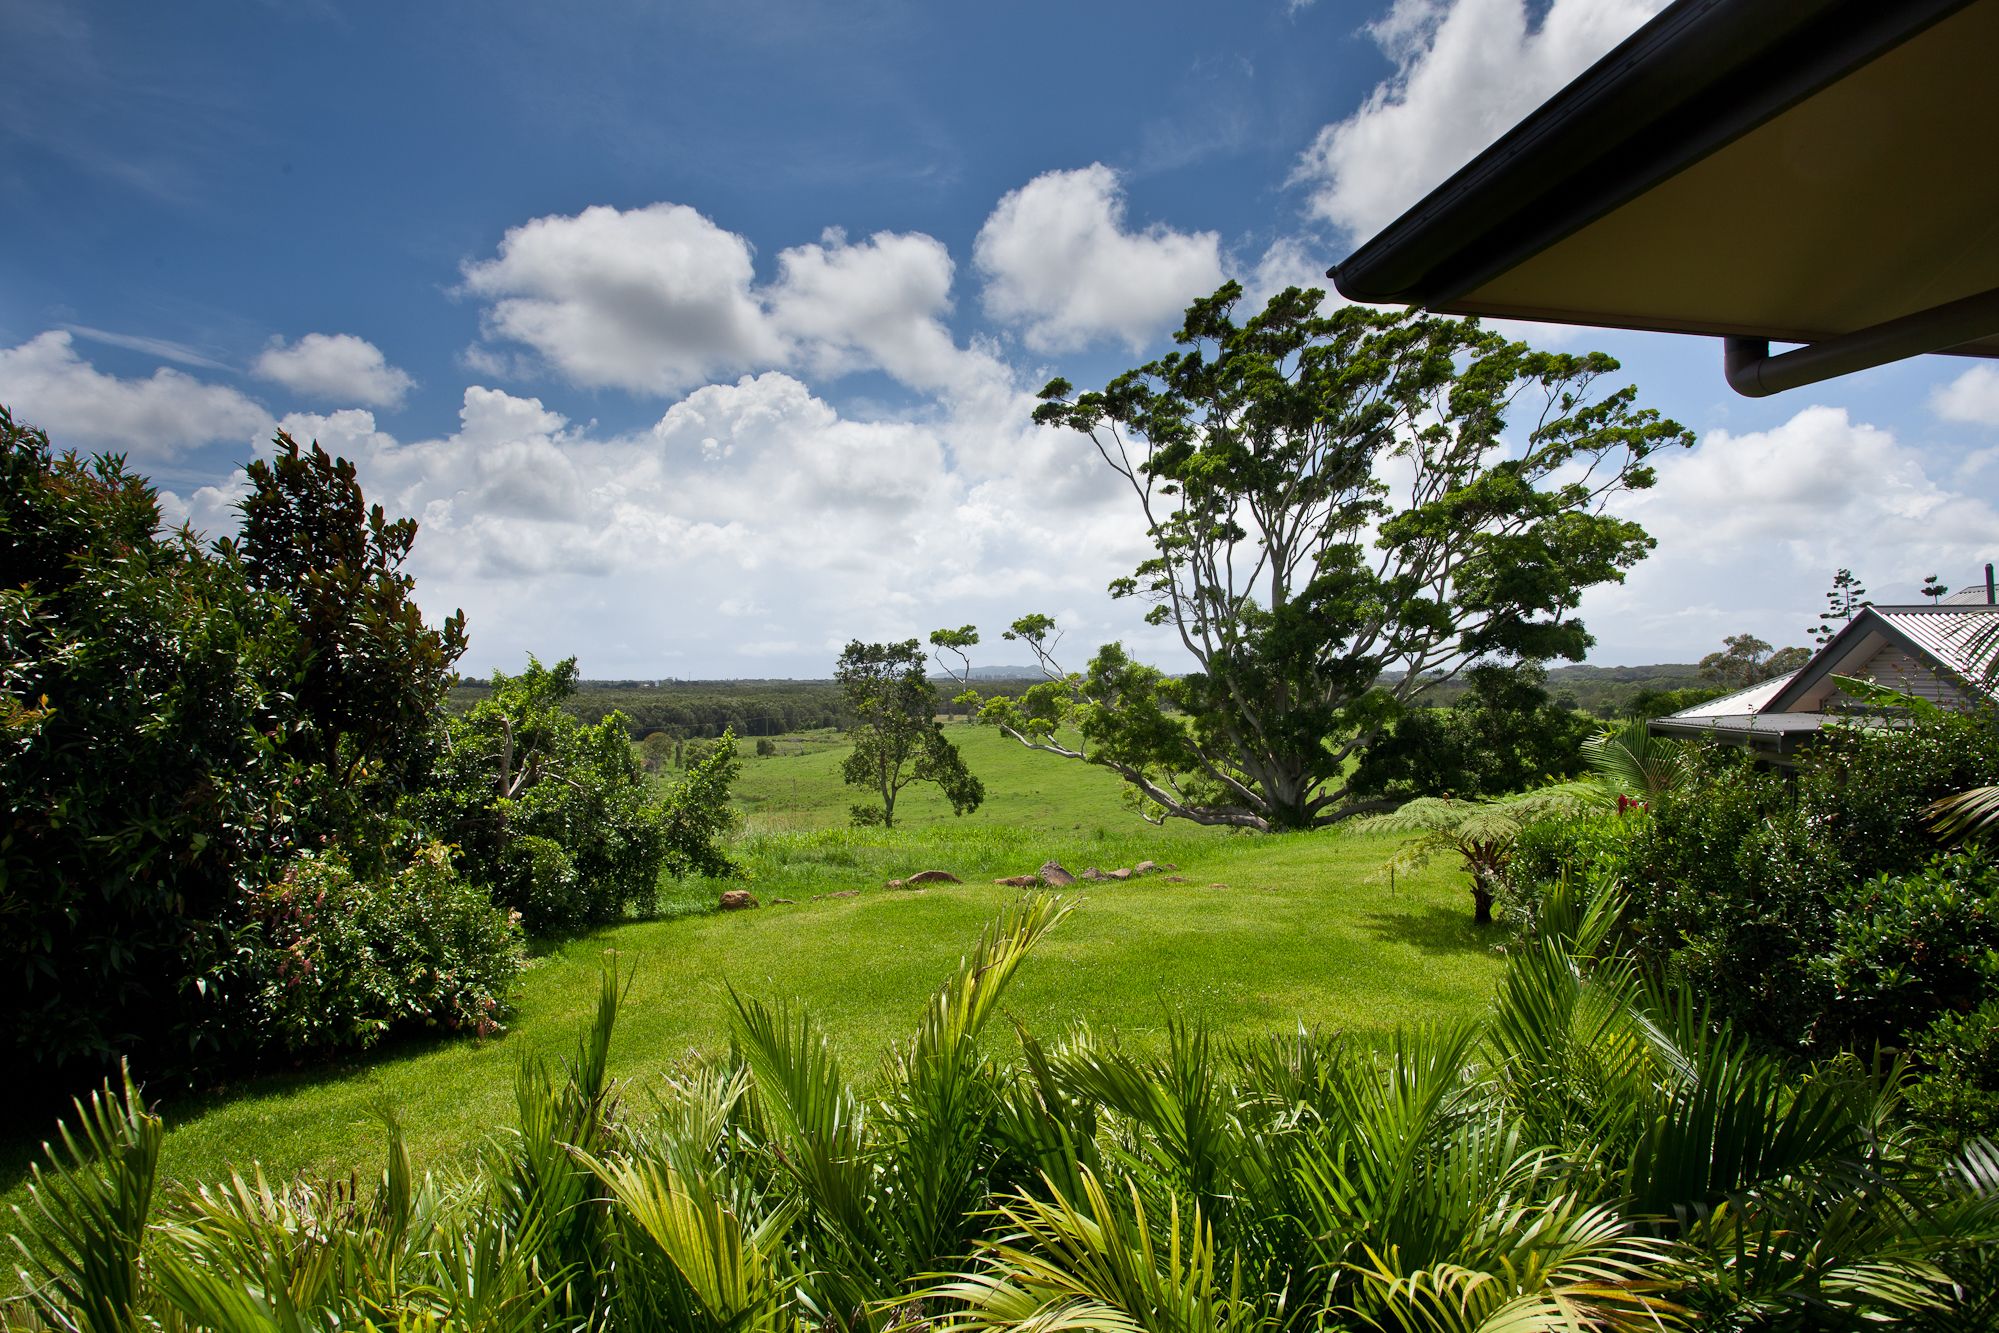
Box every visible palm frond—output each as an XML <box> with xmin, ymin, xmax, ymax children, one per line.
<box><xmin>8</xmin><ymin>1064</ymin><xmax>161</xmax><ymax>1333</ymax></box>
<box><xmin>914</xmin><ymin>1169</ymin><xmax>1270</xmax><ymax>1333</ymax></box>
<box><xmin>1348</xmin><ymin>1193</ymin><xmax>1685</xmax><ymax>1332</ymax></box>
<box><xmin>1927</xmin><ymin>784</ymin><xmax>1999</xmax><ymax>843</ymax></box>
<box><xmin>584</xmin><ymin>1150</ymin><xmax>803</xmax><ymax>1333</ymax></box>
<box><xmin>1051</xmin><ymin>1020</ymin><xmax>1237</xmax><ymax>1211</ymax></box>
<box><xmin>1582</xmin><ymin>721</ymin><xmax>1694</xmax><ymax>802</ymax></box>
<box><xmin>1623</xmin><ymin>1010</ymin><xmax>1864</xmax><ymax>1226</ymax></box>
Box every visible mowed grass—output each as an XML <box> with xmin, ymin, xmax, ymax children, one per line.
<box><xmin>1</xmin><ymin>723</ymin><xmax>1498</xmax><ymax>1219</ymax></box>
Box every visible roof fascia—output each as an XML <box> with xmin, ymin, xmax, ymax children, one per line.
<box><xmin>1329</xmin><ymin>0</ymin><xmax>1974</xmax><ymax>308</ymax></box>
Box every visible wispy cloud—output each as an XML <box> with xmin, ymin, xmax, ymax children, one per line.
<box><xmin>63</xmin><ymin>324</ymin><xmax>234</xmax><ymax>372</ymax></box>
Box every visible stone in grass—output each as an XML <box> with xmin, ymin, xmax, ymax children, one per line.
<box><xmin>994</xmin><ymin>874</ymin><xmax>1040</xmax><ymax>887</ymax></box>
<box><xmin>1107</xmin><ymin>868</ymin><xmax>1132</xmax><ymax>881</ymax></box>
<box><xmin>719</xmin><ymin>889</ymin><xmax>760</xmax><ymax>910</ymax></box>
<box><xmin>1163</xmin><ymin>876</ymin><xmax>1190</xmax><ymax>883</ymax></box>
<box><xmin>1039</xmin><ymin>860</ymin><xmax>1077</xmax><ymax>887</ymax></box>
<box><xmin>1134</xmin><ymin>860</ymin><xmax>1158</xmax><ymax>875</ymax></box>
<box><xmin>771</xmin><ymin>897</ymin><xmax>797</xmax><ymax>905</ymax></box>
<box><xmin>813</xmin><ymin>889</ymin><xmax>861</xmax><ymax>901</ymax></box>
<box><xmin>1208</xmin><ymin>883</ymin><xmax>1229</xmax><ymax>890</ymax></box>
<box><xmin>903</xmin><ymin>869</ymin><xmax>962</xmax><ymax>885</ymax></box>
<box><xmin>1080</xmin><ymin>867</ymin><xmax>1104</xmax><ymax>881</ymax></box>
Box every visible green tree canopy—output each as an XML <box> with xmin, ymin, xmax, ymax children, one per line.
<box><xmin>837</xmin><ymin>639</ymin><xmax>983</xmax><ymax>828</ymax></box>
<box><xmin>980</xmin><ymin>283</ymin><xmax>1692</xmax><ymax>830</ymax></box>
<box><xmin>1698</xmin><ymin>633</ymin><xmax>1808</xmax><ymax>692</ymax></box>
<box><xmin>231</xmin><ymin>432</ymin><xmax>468</xmax><ymax>854</ymax></box>
<box><xmin>1348</xmin><ymin>662</ymin><xmax>1593</xmax><ymax>802</ymax></box>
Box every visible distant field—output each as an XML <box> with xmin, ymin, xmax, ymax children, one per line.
<box><xmin>2</xmin><ymin>723</ymin><xmax>1499</xmax><ymax>1221</ymax></box>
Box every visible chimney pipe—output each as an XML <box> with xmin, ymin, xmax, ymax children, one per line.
<box><xmin>1987</xmin><ymin>562</ymin><xmax>1995</xmax><ymax>605</ymax></box>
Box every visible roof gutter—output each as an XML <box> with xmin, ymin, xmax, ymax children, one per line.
<box><xmin>1723</xmin><ymin>286</ymin><xmax>1999</xmax><ymax>396</ymax></box>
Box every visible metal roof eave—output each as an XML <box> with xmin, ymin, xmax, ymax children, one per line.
<box><xmin>1328</xmin><ymin>0</ymin><xmax>1975</xmax><ymax>310</ymax></box>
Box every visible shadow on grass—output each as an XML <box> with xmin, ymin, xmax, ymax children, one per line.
<box><xmin>0</xmin><ymin>1022</ymin><xmax>502</xmax><ymax>1202</ymax></box>
<box><xmin>1358</xmin><ymin>901</ymin><xmax>1500</xmax><ymax>955</ymax></box>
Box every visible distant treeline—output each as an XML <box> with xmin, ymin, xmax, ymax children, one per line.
<box><xmin>448</xmin><ymin>675</ymin><xmax>1038</xmax><ymax>740</ymax></box>
<box><xmin>1417</xmin><ymin>662</ymin><xmax>1711</xmax><ymax>717</ymax></box>
<box><xmin>451</xmin><ymin>662</ymin><xmax>1709</xmax><ymax>741</ymax></box>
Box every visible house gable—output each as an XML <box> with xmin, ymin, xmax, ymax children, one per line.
<box><xmin>1651</xmin><ymin>604</ymin><xmax>1998</xmax><ymax>766</ymax></box>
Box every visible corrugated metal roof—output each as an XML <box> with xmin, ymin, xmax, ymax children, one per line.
<box><xmin>1871</xmin><ymin>606</ymin><xmax>1999</xmax><ymax>697</ymax></box>
<box><xmin>1664</xmin><ymin>712</ymin><xmax>1842</xmax><ymax>734</ymax></box>
<box><xmin>1664</xmin><ymin>672</ymin><xmax>1798</xmax><ymax>721</ymax></box>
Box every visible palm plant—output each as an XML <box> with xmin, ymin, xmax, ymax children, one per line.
<box><xmin>731</xmin><ymin>892</ymin><xmax>1073</xmax><ymax>1328</ymax></box>
<box><xmin>1345</xmin><ymin>1192</ymin><xmax>1684</xmax><ymax>1333</ymax></box>
<box><xmin>488</xmin><ymin>959</ymin><xmax>624</xmax><ymax>1322</ymax></box>
<box><xmin>7</xmin><ymin>1065</ymin><xmax>160</xmax><ymax>1333</ymax></box>
<box><xmin>1581</xmin><ymin>720</ymin><xmax>1694</xmax><ymax>804</ymax></box>
<box><xmin>8</xmin><ymin>891</ymin><xmax>1993</xmax><ymax>1332</ymax></box>
<box><xmin>914</xmin><ymin>1168</ymin><xmax>1272</xmax><ymax>1333</ymax></box>
<box><xmin>1484</xmin><ymin>878</ymin><xmax>1977</xmax><ymax>1328</ymax></box>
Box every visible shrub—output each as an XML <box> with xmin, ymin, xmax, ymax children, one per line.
<box><xmin>1616</xmin><ymin>745</ymin><xmax>1835</xmax><ymax>1046</ymax></box>
<box><xmin>1905</xmin><ymin>1000</ymin><xmax>1999</xmax><ymax>1143</ymax></box>
<box><xmin>1</xmin><ymin>410</ymin><xmax>286</xmax><ymax>1096</ymax></box>
<box><xmin>416</xmin><ymin>655</ymin><xmax>740</xmax><ymax>933</ymax></box>
<box><xmin>1795</xmin><ymin>713</ymin><xmax>1999</xmax><ymax>880</ymax></box>
<box><xmin>1810</xmin><ymin>850</ymin><xmax>1999</xmax><ymax>1051</ymax></box>
<box><xmin>1584</xmin><ymin>715</ymin><xmax>1999</xmax><ymax>1053</ymax></box>
<box><xmin>1501</xmin><ymin>808</ymin><xmax>1642</xmax><ymax>934</ymax></box>
<box><xmin>2</xmin><ymin>406</ymin><xmax>483</xmax><ymax>1103</ymax></box>
<box><xmin>243</xmin><ymin>842</ymin><xmax>525</xmax><ymax>1057</ymax></box>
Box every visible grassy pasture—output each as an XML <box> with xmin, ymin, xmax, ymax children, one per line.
<box><xmin>1</xmin><ymin>723</ymin><xmax>1496</xmax><ymax>1221</ymax></box>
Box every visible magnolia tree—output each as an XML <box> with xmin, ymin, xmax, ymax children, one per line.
<box><xmin>972</xmin><ymin>283</ymin><xmax>1693</xmax><ymax>831</ymax></box>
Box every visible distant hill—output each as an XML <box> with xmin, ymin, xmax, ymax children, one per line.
<box><xmin>950</xmin><ymin>664</ymin><xmax>1044</xmax><ymax>681</ymax></box>
<box><xmin>1415</xmin><ymin>662</ymin><xmax>1707</xmax><ymax>716</ymax></box>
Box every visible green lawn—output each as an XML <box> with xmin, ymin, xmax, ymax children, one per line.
<box><xmin>1</xmin><ymin>724</ymin><xmax>1498</xmax><ymax>1219</ymax></box>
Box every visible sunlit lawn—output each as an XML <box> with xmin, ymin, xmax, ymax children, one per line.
<box><xmin>1</xmin><ymin>724</ymin><xmax>1498</xmax><ymax>1219</ymax></box>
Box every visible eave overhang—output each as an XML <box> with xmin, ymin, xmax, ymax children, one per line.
<box><xmin>1329</xmin><ymin>0</ymin><xmax>1999</xmax><ymax>388</ymax></box>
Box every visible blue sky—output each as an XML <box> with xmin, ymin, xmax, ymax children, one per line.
<box><xmin>5</xmin><ymin>0</ymin><xmax>1997</xmax><ymax>678</ymax></box>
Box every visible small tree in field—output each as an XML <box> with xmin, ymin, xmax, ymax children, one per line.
<box><xmin>978</xmin><ymin>282</ymin><xmax>1692</xmax><ymax>831</ymax></box>
<box><xmin>838</xmin><ymin>639</ymin><xmax>983</xmax><ymax>828</ymax></box>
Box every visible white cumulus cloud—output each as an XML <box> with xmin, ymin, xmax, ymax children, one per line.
<box><xmin>459</xmin><ymin>205</ymin><xmax>1006</xmax><ymax>400</ymax></box>
<box><xmin>224</xmin><ymin>375</ymin><xmax>1155</xmax><ymax>678</ymax></box>
<box><xmin>1293</xmin><ymin>0</ymin><xmax>1668</xmax><ymax>240</ymax></box>
<box><xmin>975</xmin><ymin>164</ymin><xmax>1225</xmax><ymax>353</ymax></box>
<box><xmin>1932</xmin><ymin>364</ymin><xmax>1999</xmax><ymax>425</ymax></box>
<box><xmin>1581</xmin><ymin>404</ymin><xmax>1999</xmax><ymax>661</ymax></box>
<box><xmin>0</xmin><ymin>330</ymin><xmax>272</xmax><ymax>456</ymax></box>
<box><xmin>768</xmin><ymin>228</ymin><xmax>974</xmax><ymax>393</ymax></box>
<box><xmin>253</xmin><ymin>332</ymin><xmax>415</xmax><ymax>407</ymax></box>
<box><xmin>461</xmin><ymin>202</ymin><xmax>784</xmax><ymax>395</ymax></box>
